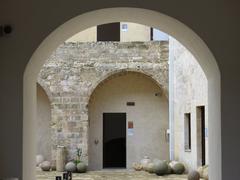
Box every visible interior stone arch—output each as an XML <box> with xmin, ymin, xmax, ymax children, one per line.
<box><xmin>88</xmin><ymin>71</ymin><xmax>169</xmax><ymax>170</ymax></box>
<box><xmin>37</xmin><ymin>41</ymin><xmax>168</xmax><ymax>163</ymax></box>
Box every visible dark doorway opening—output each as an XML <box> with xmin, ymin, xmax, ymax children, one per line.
<box><xmin>103</xmin><ymin>113</ymin><xmax>126</xmax><ymax>168</ymax></box>
<box><xmin>197</xmin><ymin>106</ymin><xmax>206</xmax><ymax>166</ymax></box>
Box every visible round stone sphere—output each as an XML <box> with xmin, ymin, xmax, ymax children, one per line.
<box><xmin>172</xmin><ymin>162</ymin><xmax>185</xmax><ymax>174</ymax></box>
<box><xmin>65</xmin><ymin>162</ymin><xmax>77</xmax><ymax>172</ymax></box>
<box><xmin>40</xmin><ymin>161</ymin><xmax>51</xmax><ymax>171</ymax></box>
<box><xmin>77</xmin><ymin>162</ymin><xmax>87</xmax><ymax>173</ymax></box>
<box><xmin>152</xmin><ymin>159</ymin><xmax>161</xmax><ymax>164</ymax></box>
<box><xmin>146</xmin><ymin>162</ymin><xmax>155</xmax><ymax>173</ymax></box>
<box><xmin>36</xmin><ymin>154</ymin><xmax>44</xmax><ymax>166</ymax></box>
<box><xmin>153</xmin><ymin>160</ymin><xmax>168</xmax><ymax>176</ymax></box>
<box><xmin>188</xmin><ymin>170</ymin><xmax>200</xmax><ymax>180</ymax></box>
<box><xmin>132</xmin><ymin>162</ymin><xmax>143</xmax><ymax>171</ymax></box>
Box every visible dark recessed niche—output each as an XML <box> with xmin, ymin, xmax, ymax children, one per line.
<box><xmin>126</xmin><ymin>102</ymin><xmax>135</xmax><ymax>106</ymax></box>
<box><xmin>0</xmin><ymin>25</ymin><xmax>13</xmax><ymax>37</ymax></box>
<box><xmin>4</xmin><ymin>25</ymin><xmax>12</xmax><ymax>34</ymax></box>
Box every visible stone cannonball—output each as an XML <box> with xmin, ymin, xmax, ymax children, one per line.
<box><xmin>40</xmin><ymin>161</ymin><xmax>51</xmax><ymax>171</ymax></box>
<box><xmin>172</xmin><ymin>162</ymin><xmax>185</xmax><ymax>174</ymax></box>
<box><xmin>77</xmin><ymin>162</ymin><xmax>87</xmax><ymax>173</ymax></box>
<box><xmin>65</xmin><ymin>162</ymin><xmax>77</xmax><ymax>172</ymax></box>
<box><xmin>188</xmin><ymin>170</ymin><xmax>200</xmax><ymax>180</ymax></box>
<box><xmin>153</xmin><ymin>160</ymin><xmax>168</xmax><ymax>176</ymax></box>
<box><xmin>132</xmin><ymin>162</ymin><xmax>143</xmax><ymax>171</ymax></box>
<box><xmin>146</xmin><ymin>162</ymin><xmax>155</xmax><ymax>173</ymax></box>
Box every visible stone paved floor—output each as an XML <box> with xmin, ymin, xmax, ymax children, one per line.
<box><xmin>36</xmin><ymin>169</ymin><xmax>191</xmax><ymax>180</ymax></box>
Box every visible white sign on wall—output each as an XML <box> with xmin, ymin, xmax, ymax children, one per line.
<box><xmin>128</xmin><ymin>128</ymin><xmax>134</xmax><ymax>136</ymax></box>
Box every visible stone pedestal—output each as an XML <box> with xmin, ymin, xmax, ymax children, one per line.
<box><xmin>56</xmin><ymin>146</ymin><xmax>66</xmax><ymax>172</ymax></box>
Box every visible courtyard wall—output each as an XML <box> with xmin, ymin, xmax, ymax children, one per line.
<box><xmin>170</xmin><ymin>37</ymin><xmax>209</xmax><ymax>170</ymax></box>
<box><xmin>37</xmin><ymin>41</ymin><xmax>169</xmax><ymax>165</ymax></box>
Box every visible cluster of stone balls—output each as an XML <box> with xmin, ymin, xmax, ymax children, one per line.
<box><xmin>132</xmin><ymin>156</ymin><xmax>185</xmax><ymax>175</ymax></box>
<box><xmin>64</xmin><ymin>161</ymin><xmax>87</xmax><ymax>173</ymax></box>
<box><xmin>132</xmin><ymin>156</ymin><xmax>209</xmax><ymax>180</ymax></box>
<box><xmin>36</xmin><ymin>154</ymin><xmax>87</xmax><ymax>173</ymax></box>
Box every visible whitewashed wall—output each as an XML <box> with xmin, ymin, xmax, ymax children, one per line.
<box><xmin>170</xmin><ymin>37</ymin><xmax>209</xmax><ymax>171</ymax></box>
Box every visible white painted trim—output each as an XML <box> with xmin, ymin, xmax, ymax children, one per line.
<box><xmin>169</xmin><ymin>37</ymin><xmax>175</xmax><ymax>161</ymax></box>
<box><xmin>23</xmin><ymin>8</ymin><xmax>221</xmax><ymax>180</ymax></box>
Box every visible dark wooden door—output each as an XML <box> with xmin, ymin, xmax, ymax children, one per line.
<box><xmin>103</xmin><ymin>113</ymin><xmax>126</xmax><ymax>168</ymax></box>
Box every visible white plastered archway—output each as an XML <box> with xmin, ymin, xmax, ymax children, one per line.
<box><xmin>23</xmin><ymin>8</ymin><xmax>221</xmax><ymax>180</ymax></box>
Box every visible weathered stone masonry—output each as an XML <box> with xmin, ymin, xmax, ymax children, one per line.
<box><xmin>38</xmin><ymin>41</ymin><xmax>169</xmax><ymax>163</ymax></box>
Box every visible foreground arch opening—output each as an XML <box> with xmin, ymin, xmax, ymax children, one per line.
<box><xmin>24</xmin><ymin>8</ymin><xmax>221</xmax><ymax>180</ymax></box>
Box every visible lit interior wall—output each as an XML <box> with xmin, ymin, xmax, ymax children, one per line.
<box><xmin>88</xmin><ymin>72</ymin><xmax>169</xmax><ymax>170</ymax></box>
<box><xmin>170</xmin><ymin>37</ymin><xmax>209</xmax><ymax>170</ymax></box>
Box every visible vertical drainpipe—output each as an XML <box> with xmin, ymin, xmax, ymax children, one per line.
<box><xmin>169</xmin><ymin>37</ymin><xmax>175</xmax><ymax>161</ymax></box>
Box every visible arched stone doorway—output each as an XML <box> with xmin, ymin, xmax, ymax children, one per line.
<box><xmin>24</xmin><ymin>8</ymin><xmax>221</xmax><ymax>180</ymax></box>
<box><xmin>88</xmin><ymin>71</ymin><xmax>169</xmax><ymax>170</ymax></box>
<box><xmin>37</xmin><ymin>39</ymin><xmax>168</xmax><ymax>164</ymax></box>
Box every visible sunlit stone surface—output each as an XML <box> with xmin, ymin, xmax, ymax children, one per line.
<box><xmin>36</xmin><ymin>169</ymin><xmax>197</xmax><ymax>180</ymax></box>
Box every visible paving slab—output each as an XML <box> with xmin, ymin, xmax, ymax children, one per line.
<box><xmin>36</xmin><ymin>169</ymin><xmax>190</xmax><ymax>180</ymax></box>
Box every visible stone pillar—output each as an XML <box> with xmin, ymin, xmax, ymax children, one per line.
<box><xmin>56</xmin><ymin>146</ymin><xmax>66</xmax><ymax>172</ymax></box>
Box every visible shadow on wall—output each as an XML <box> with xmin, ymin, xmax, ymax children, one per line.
<box><xmin>37</xmin><ymin>84</ymin><xmax>51</xmax><ymax>161</ymax></box>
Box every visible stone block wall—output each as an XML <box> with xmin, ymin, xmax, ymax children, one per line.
<box><xmin>37</xmin><ymin>41</ymin><xmax>169</xmax><ymax>163</ymax></box>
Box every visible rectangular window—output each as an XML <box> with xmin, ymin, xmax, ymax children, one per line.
<box><xmin>184</xmin><ymin>113</ymin><xmax>191</xmax><ymax>151</ymax></box>
<box><xmin>97</xmin><ymin>22</ymin><xmax>120</xmax><ymax>41</ymax></box>
<box><xmin>121</xmin><ymin>24</ymin><xmax>128</xmax><ymax>32</ymax></box>
<box><xmin>150</xmin><ymin>27</ymin><xmax>153</xmax><ymax>40</ymax></box>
